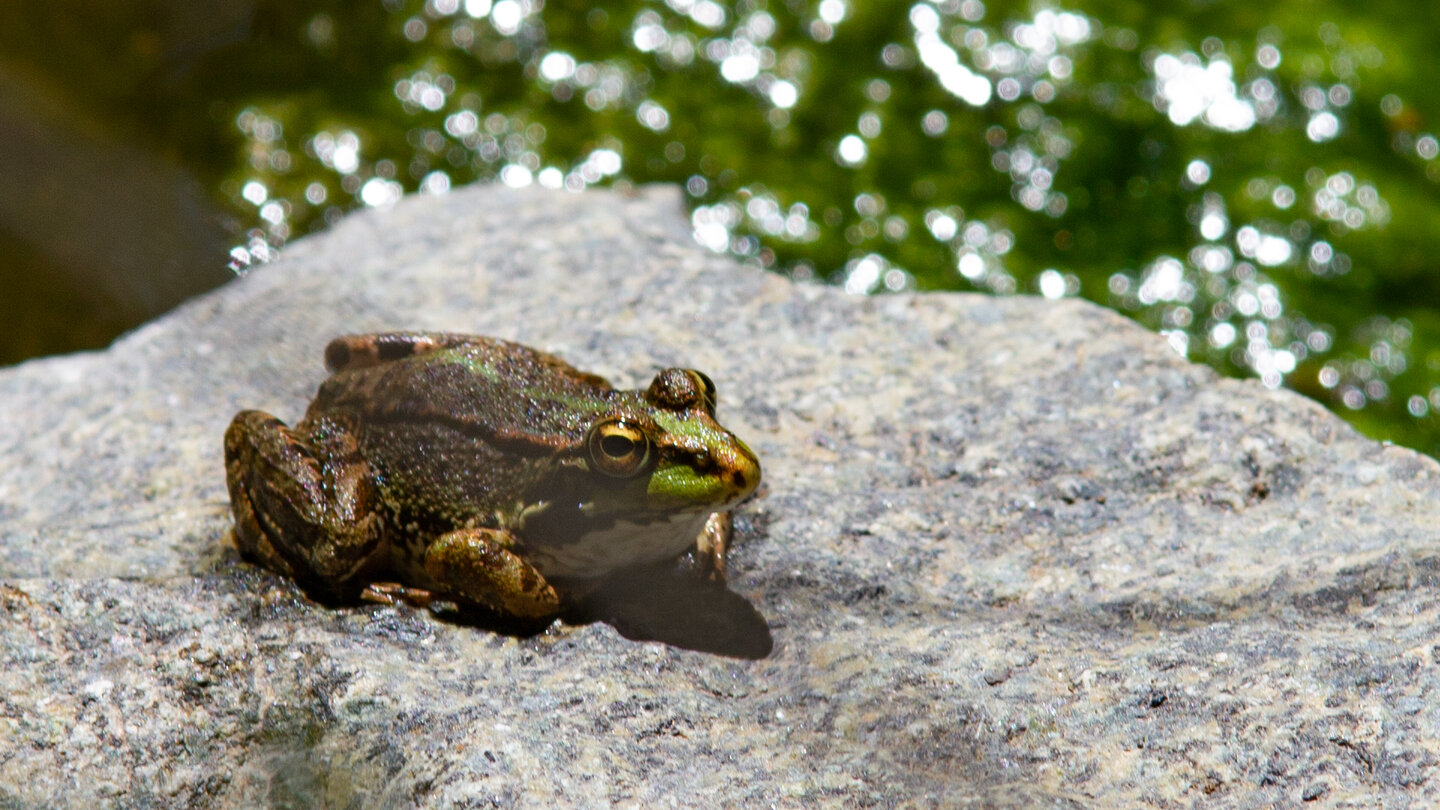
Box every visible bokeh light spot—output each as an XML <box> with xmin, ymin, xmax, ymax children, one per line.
<box><xmin>837</xmin><ymin>135</ymin><xmax>867</xmax><ymax>166</ymax></box>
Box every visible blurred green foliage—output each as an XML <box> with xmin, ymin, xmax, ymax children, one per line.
<box><xmin>5</xmin><ymin>0</ymin><xmax>1440</xmax><ymax>455</ymax></box>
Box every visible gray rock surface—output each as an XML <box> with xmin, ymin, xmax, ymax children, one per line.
<box><xmin>3</xmin><ymin>184</ymin><xmax>1440</xmax><ymax>807</ymax></box>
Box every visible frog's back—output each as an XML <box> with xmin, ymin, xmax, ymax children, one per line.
<box><xmin>299</xmin><ymin>333</ymin><xmax>619</xmax><ymax>533</ymax></box>
<box><xmin>309</xmin><ymin>334</ymin><xmax>613</xmax><ymax>446</ymax></box>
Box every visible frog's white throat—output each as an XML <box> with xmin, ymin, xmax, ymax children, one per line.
<box><xmin>524</xmin><ymin>509</ymin><xmax>712</xmax><ymax>580</ymax></box>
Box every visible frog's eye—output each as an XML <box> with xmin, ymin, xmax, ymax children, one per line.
<box><xmin>586</xmin><ymin>419</ymin><xmax>654</xmax><ymax>477</ymax></box>
<box><xmin>647</xmin><ymin>368</ymin><xmax>717</xmax><ymax>415</ymax></box>
<box><xmin>694</xmin><ymin>371</ymin><xmax>718</xmax><ymax>415</ymax></box>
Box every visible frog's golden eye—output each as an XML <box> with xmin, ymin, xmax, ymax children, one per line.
<box><xmin>694</xmin><ymin>371</ymin><xmax>718</xmax><ymax>415</ymax></box>
<box><xmin>586</xmin><ymin>419</ymin><xmax>653</xmax><ymax>477</ymax></box>
<box><xmin>647</xmin><ymin>368</ymin><xmax>717</xmax><ymax>415</ymax></box>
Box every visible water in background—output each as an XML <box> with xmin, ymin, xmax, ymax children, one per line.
<box><xmin>4</xmin><ymin>0</ymin><xmax>1440</xmax><ymax>456</ymax></box>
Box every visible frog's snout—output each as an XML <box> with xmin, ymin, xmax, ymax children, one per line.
<box><xmin>724</xmin><ymin>437</ymin><xmax>762</xmax><ymax>502</ymax></box>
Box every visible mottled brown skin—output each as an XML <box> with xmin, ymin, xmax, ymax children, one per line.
<box><xmin>225</xmin><ymin>332</ymin><xmax>761</xmax><ymax>620</ymax></box>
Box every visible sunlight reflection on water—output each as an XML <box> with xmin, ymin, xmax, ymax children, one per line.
<box><xmin>213</xmin><ymin>0</ymin><xmax>1440</xmax><ymax>448</ymax></box>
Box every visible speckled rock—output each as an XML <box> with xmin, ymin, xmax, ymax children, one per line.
<box><xmin>3</xmin><ymin>184</ymin><xmax>1439</xmax><ymax>808</ymax></box>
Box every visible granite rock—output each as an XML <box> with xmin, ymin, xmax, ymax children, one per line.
<box><xmin>3</xmin><ymin>184</ymin><xmax>1439</xmax><ymax>807</ymax></box>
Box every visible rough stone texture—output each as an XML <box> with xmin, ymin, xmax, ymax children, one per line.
<box><xmin>3</xmin><ymin>184</ymin><xmax>1440</xmax><ymax>807</ymax></box>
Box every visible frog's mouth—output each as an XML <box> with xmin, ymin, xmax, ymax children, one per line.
<box><xmin>644</xmin><ymin>463</ymin><xmax>757</xmax><ymax>510</ymax></box>
<box><xmin>643</xmin><ymin>437</ymin><xmax>761</xmax><ymax>511</ymax></box>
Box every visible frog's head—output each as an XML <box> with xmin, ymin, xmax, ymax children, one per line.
<box><xmin>578</xmin><ymin>368</ymin><xmax>761</xmax><ymax>516</ymax></box>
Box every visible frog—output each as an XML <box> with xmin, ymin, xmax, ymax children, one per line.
<box><xmin>223</xmin><ymin>332</ymin><xmax>762</xmax><ymax>621</ymax></box>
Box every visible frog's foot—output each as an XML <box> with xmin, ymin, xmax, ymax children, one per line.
<box><xmin>360</xmin><ymin>581</ymin><xmax>438</xmax><ymax>608</ymax></box>
<box><xmin>424</xmin><ymin>528</ymin><xmax>561</xmax><ymax>620</ymax></box>
<box><xmin>224</xmin><ymin>410</ymin><xmax>385</xmax><ymax>600</ymax></box>
<box><xmin>692</xmin><ymin>511</ymin><xmax>732</xmax><ymax>584</ymax></box>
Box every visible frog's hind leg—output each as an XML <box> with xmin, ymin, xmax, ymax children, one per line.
<box><xmin>224</xmin><ymin>410</ymin><xmax>386</xmax><ymax>603</ymax></box>
<box><xmin>323</xmin><ymin>332</ymin><xmax>481</xmax><ymax>373</ymax></box>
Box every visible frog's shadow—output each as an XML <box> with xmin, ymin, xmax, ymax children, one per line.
<box><xmin>224</xmin><ymin>540</ymin><xmax>773</xmax><ymax>659</ymax></box>
<box><xmin>430</xmin><ymin>564</ymin><xmax>775</xmax><ymax>660</ymax></box>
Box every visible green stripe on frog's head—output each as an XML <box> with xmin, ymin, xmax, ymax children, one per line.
<box><xmin>640</xmin><ymin>407</ymin><xmax>760</xmax><ymax>510</ymax></box>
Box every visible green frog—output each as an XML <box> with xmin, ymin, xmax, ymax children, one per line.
<box><xmin>224</xmin><ymin>332</ymin><xmax>761</xmax><ymax>621</ymax></box>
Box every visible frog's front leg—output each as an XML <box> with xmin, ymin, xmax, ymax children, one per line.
<box><xmin>424</xmin><ymin>528</ymin><xmax>561</xmax><ymax>619</ymax></box>
<box><xmin>224</xmin><ymin>410</ymin><xmax>386</xmax><ymax>602</ymax></box>
<box><xmin>692</xmin><ymin>511</ymin><xmax>733</xmax><ymax>583</ymax></box>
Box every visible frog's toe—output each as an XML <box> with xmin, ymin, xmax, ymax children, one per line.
<box><xmin>360</xmin><ymin>581</ymin><xmax>437</xmax><ymax>608</ymax></box>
